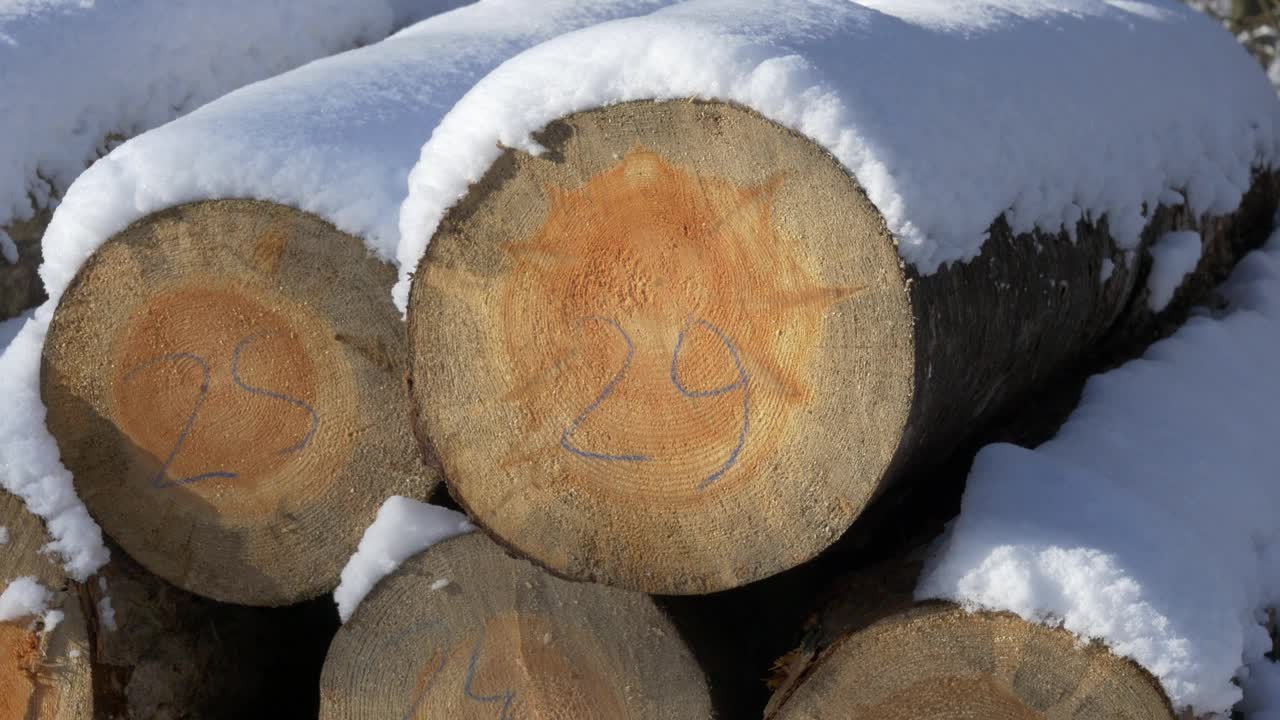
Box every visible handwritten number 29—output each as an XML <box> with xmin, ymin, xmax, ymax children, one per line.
<box><xmin>123</xmin><ymin>333</ymin><xmax>319</xmax><ymax>489</ymax></box>
<box><xmin>560</xmin><ymin>316</ymin><xmax>749</xmax><ymax>490</ymax></box>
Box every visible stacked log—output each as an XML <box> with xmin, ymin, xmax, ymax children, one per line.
<box><xmin>764</xmin><ymin>562</ymin><xmax>1173</xmax><ymax>720</ymax></box>
<box><xmin>320</xmin><ymin>532</ymin><xmax>711</xmax><ymax>719</ymax></box>
<box><xmin>42</xmin><ymin>200</ymin><xmax>422</xmax><ymax>606</ymax></box>
<box><xmin>0</xmin><ymin>491</ymin><xmax>92</xmax><ymax>720</ymax></box>
<box><xmin>10</xmin><ymin>1</ymin><xmax>1279</xmax><ymax>716</ymax></box>
<box><xmin>406</xmin><ymin>98</ymin><xmax>1280</xmax><ymax>596</ymax></box>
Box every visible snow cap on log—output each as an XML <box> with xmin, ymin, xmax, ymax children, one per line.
<box><xmin>19</xmin><ymin>0</ymin><xmax>677</xmax><ymax>602</ymax></box>
<box><xmin>395</xmin><ymin>0</ymin><xmax>1280</xmax><ymax>308</ymax></box>
<box><xmin>916</xmin><ymin>228</ymin><xmax>1280</xmax><ymax>714</ymax></box>
<box><xmin>766</xmin><ymin>561</ymin><xmax>1173</xmax><ymax>720</ymax></box>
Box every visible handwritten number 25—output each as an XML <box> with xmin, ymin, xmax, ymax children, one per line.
<box><xmin>123</xmin><ymin>333</ymin><xmax>319</xmax><ymax>489</ymax></box>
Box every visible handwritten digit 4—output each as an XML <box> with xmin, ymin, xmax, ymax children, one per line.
<box><xmin>670</xmin><ymin>317</ymin><xmax>750</xmax><ymax>490</ymax></box>
<box><xmin>123</xmin><ymin>352</ymin><xmax>237</xmax><ymax>489</ymax></box>
<box><xmin>463</xmin><ymin>629</ymin><xmax>517</xmax><ymax>720</ymax></box>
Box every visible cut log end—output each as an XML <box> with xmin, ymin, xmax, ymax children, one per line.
<box><xmin>0</xmin><ymin>492</ymin><xmax>92</xmax><ymax>720</ymax></box>
<box><xmin>319</xmin><ymin>532</ymin><xmax>712</xmax><ymax>720</ymax></box>
<box><xmin>42</xmin><ymin>199</ymin><xmax>431</xmax><ymax>605</ymax></box>
<box><xmin>410</xmin><ymin>99</ymin><xmax>914</xmax><ymax>594</ymax></box>
<box><xmin>769</xmin><ymin>603</ymin><xmax>1172</xmax><ymax>720</ymax></box>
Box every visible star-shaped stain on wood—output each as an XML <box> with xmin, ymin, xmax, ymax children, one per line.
<box><xmin>496</xmin><ymin>148</ymin><xmax>862</xmax><ymax>497</ymax></box>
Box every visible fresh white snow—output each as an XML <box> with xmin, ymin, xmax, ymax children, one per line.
<box><xmin>0</xmin><ymin>0</ymin><xmax>470</xmax><ymax>260</ymax></box>
<box><xmin>1148</xmin><ymin>230</ymin><xmax>1204</xmax><ymax>311</ymax></box>
<box><xmin>334</xmin><ymin>496</ymin><xmax>472</xmax><ymax>623</ymax></box>
<box><xmin>917</xmin><ymin>226</ymin><xmax>1280</xmax><ymax>715</ymax></box>
<box><xmin>0</xmin><ymin>576</ymin><xmax>51</xmax><ymax>623</ymax></box>
<box><xmin>7</xmin><ymin>0</ymin><xmax>673</xmax><ymax>582</ymax></box>
<box><xmin>394</xmin><ymin>0</ymin><xmax>1280</xmax><ymax>312</ymax></box>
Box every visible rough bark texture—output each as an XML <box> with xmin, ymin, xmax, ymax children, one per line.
<box><xmin>41</xmin><ymin>199</ymin><xmax>432</xmax><ymax>605</ymax></box>
<box><xmin>407</xmin><ymin>98</ymin><xmax>1280</xmax><ymax>596</ymax></box>
<box><xmin>0</xmin><ymin>490</ymin><xmax>92</xmax><ymax>720</ymax></box>
<box><xmin>0</xmin><ymin>207</ymin><xmax>51</xmax><ymax>320</ymax></box>
<box><xmin>320</xmin><ymin>532</ymin><xmax>712</xmax><ymax>720</ymax></box>
<box><xmin>764</xmin><ymin>560</ymin><xmax>1173</xmax><ymax>720</ymax></box>
<box><xmin>88</xmin><ymin>540</ymin><xmax>339</xmax><ymax>720</ymax></box>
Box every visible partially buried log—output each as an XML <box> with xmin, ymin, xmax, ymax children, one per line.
<box><xmin>407</xmin><ymin>99</ymin><xmax>1280</xmax><ymax>594</ymax></box>
<box><xmin>319</xmin><ymin>531</ymin><xmax>712</xmax><ymax>720</ymax></box>
<box><xmin>41</xmin><ymin>199</ymin><xmax>429</xmax><ymax>605</ymax></box>
<box><xmin>764</xmin><ymin>561</ymin><xmax>1173</xmax><ymax>720</ymax></box>
<box><xmin>0</xmin><ymin>491</ymin><xmax>92</xmax><ymax>720</ymax></box>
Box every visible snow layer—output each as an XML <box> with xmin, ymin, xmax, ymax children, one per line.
<box><xmin>11</xmin><ymin>0</ymin><xmax>672</xmax><ymax>582</ymax></box>
<box><xmin>1241</xmin><ymin>658</ymin><xmax>1280</xmax><ymax>720</ymax></box>
<box><xmin>37</xmin><ymin>0</ymin><xmax>677</xmax><ymax>301</ymax></box>
<box><xmin>0</xmin><ymin>0</ymin><xmax>468</xmax><ymax>255</ymax></box>
<box><xmin>334</xmin><ymin>496</ymin><xmax>472</xmax><ymax>623</ymax></box>
<box><xmin>1148</xmin><ymin>230</ymin><xmax>1204</xmax><ymax>311</ymax></box>
<box><xmin>917</xmin><ymin>227</ymin><xmax>1280</xmax><ymax>714</ymax></box>
<box><xmin>394</xmin><ymin>0</ymin><xmax>1280</xmax><ymax>311</ymax></box>
<box><xmin>0</xmin><ymin>576</ymin><xmax>51</xmax><ymax>623</ymax></box>
<box><xmin>0</xmin><ymin>526</ymin><xmax>7</xmax><ymax>545</ymax></box>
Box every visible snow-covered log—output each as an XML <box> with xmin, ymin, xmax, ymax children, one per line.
<box><xmin>0</xmin><ymin>491</ymin><xmax>92</xmax><ymax>720</ymax></box>
<box><xmin>0</xmin><ymin>0</ymin><xmax>471</xmax><ymax>321</ymax></box>
<box><xmin>319</xmin><ymin>531</ymin><xmax>711</xmax><ymax>719</ymax></box>
<box><xmin>401</xmin><ymin>1</ymin><xmax>1280</xmax><ymax>594</ymax></box>
<box><xmin>914</xmin><ymin>228</ymin><xmax>1280</xmax><ymax>716</ymax></box>
<box><xmin>764</xmin><ymin>561</ymin><xmax>1173</xmax><ymax>720</ymax></box>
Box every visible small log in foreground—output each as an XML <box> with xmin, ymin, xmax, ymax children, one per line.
<box><xmin>0</xmin><ymin>491</ymin><xmax>92</xmax><ymax>720</ymax></box>
<box><xmin>765</xmin><ymin>563</ymin><xmax>1172</xmax><ymax>720</ymax></box>
<box><xmin>320</xmin><ymin>532</ymin><xmax>712</xmax><ymax>720</ymax></box>
<box><xmin>42</xmin><ymin>199</ymin><xmax>429</xmax><ymax>605</ymax></box>
<box><xmin>408</xmin><ymin>99</ymin><xmax>1280</xmax><ymax>594</ymax></box>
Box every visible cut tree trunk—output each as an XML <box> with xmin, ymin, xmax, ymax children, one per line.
<box><xmin>0</xmin><ymin>490</ymin><xmax>92</xmax><ymax>720</ymax></box>
<box><xmin>41</xmin><ymin>199</ymin><xmax>431</xmax><ymax>606</ymax></box>
<box><xmin>407</xmin><ymin>98</ymin><xmax>1280</xmax><ymax>594</ymax></box>
<box><xmin>764</xmin><ymin>561</ymin><xmax>1173</xmax><ymax>720</ymax></box>
<box><xmin>319</xmin><ymin>532</ymin><xmax>712</xmax><ymax>720</ymax></box>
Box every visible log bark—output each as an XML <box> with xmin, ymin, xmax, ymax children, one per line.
<box><xmin>41</xmin><ymin>199</ymin><xmax>432</xmax><ymax>605</ymax></box>
<box><xmin>406</xmin><ymin>98</ymin><xmax>1280</xmax><ymax>594</ymax></box>
<box><xmin>764</xmin><ymin>560</ymin><xmax>1173</xmax><ymax>720</ymax></box>
<box><xmin>0</xmin><ymin>490</ymin><xmax>92</xmax><ymax>720</ymax></box>
<box><xmin>0</xmin><ymin>207</ymin><xmax>51</xmax><ymax>321</ymax></box>
<box><xmin>88</xmin><ymin>539</ymin><xmax>339</xmax><ymax>720</ymax></box>
<box><xmin>319</xmin><ymin>532</ymin><xmax>712</xmax><ymax>720</ymax></box>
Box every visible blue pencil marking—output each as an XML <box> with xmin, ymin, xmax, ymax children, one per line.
<box><xmin>123</xmin><ymin>352</ymin><xmax>237</xmax><ymax>489</ymax></box>
<box><xmin>231</xmin><ymin>333</ymin><xmax>319</xmax><ymax>454</ymax></box>
<box><xmin>559</xmin><ymin>316</ymin><xmax>649</xmax><ymax>463</ymax></box>
<box><xmin>400</xmin><ymin>641</ymin><xmax>450</xmax><ymax>720</ymax></box>
<box><xmin>670</xmin><ymin>318</ymin><xmax>750</xmax><ymax>490</ymax></box>
<box><xmin>463</xmin><ymin>632</ymin><xmax>517</xmax><ymax>720</ymax></box>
